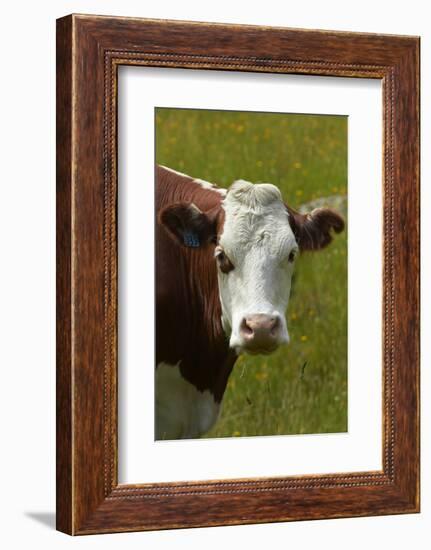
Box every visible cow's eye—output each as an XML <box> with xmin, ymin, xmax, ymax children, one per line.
<box><xmin>288</xmin><ymin>250</ymin><xmax>297</xmax><ymax>263</ymax></box>
<box><xmin>215</xmin><ymin>247</ymin><xmax>234</xmax><ymax>274</ymax></box>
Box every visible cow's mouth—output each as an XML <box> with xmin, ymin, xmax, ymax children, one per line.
<box><xmin>236</xmin><ymin>344</ymin><xmax>279</xmax><ymax>356</ymax></box>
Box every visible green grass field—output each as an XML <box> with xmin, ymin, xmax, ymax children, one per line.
<box><xmin>156</xmin><ymin>107</ymin><xmax>348</xmax><ymax>438</ymax></box>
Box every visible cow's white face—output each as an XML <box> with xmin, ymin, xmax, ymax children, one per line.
<box><xmin>217</xmin><ymin>181</ymin><xmax>297</xmax><ymax>354</ymax></box>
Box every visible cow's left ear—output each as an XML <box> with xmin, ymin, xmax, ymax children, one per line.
<box><xmin>158</xmin><ymin>202</ymin><xmax>218</xmax><ymax>248</ymax></box>
<box><xmin>287</xmin><ymin>206</ymin><xmax>345</xmax><ymax>251</ymax></box>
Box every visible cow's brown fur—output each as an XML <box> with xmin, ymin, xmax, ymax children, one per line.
<box><xmin>156</xmin><ymin>165</ymin><xmax>235</xmax><ymax>402</ymax></box>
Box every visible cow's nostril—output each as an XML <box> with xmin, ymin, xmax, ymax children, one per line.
<box><xmin>240</xmin><ymin>317</ymin><xmax>254</xmax><ymax>337</ymax></box>
<box><xmin>270</xmin><ymin>316</ymin><xmax>280</xmax><ymax>335</ymax></box>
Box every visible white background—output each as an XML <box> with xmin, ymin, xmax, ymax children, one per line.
<box><xmin>118</xmin><ymin>68</ymin><xmax>382</xmax><ymax>483</ymax></box>
<box><xmin>0</xmin><ymin>1</ymin><xmax>428</xmax><ymax>548</ymax></box>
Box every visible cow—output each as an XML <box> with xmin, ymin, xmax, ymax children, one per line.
<box><xmin>155</xmin><ymin>164</ymin><xmax>344</xmax><ymax>440</ymax></box>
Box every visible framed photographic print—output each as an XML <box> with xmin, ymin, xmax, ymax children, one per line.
<box><xmin>56</xmin><ymin>14</ymin><xmax>420</xmax><ymax>535</ymax></box>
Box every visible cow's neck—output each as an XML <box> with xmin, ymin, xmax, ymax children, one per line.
<box><xmin>177</xmin><ymin>245</ymin><xmax>237</xmax><ymax>402</ymax></box>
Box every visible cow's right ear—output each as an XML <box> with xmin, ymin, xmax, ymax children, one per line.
<box><xmin>286</xmin><ymin>205</ymin><xmax>345</xmax><ymax>251</ymax></box>
<box><xmin>158</xmin><ymin>202</ymin><xmax>217</xmax><ymax>248</ymax></box>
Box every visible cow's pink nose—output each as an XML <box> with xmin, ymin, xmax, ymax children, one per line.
<box><xmin>239</xmin><ymin>314</ymin><xmax>281</xmax><ymax>353</ymax></box>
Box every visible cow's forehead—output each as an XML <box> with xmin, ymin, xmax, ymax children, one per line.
<box><xmin>225</xmin><ymin>179</ymin><xmax>282</xmax><ymax>207</ymax></box>
<box><xmin>219</xmin><ymin>180</ymin><xmax>296</xmax><ymax>254</ymax></box>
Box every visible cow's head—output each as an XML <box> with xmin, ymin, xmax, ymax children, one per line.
<box><xmin>159</xmin><ymin>180</ymin><xmax>344</xmax><ymax>355</ymax></box>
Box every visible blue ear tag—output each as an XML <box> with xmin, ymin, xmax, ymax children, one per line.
<box><xmin>183</xmin><ymin>231</ymin><xmax>200</xmax><ymax>248</ymax></box>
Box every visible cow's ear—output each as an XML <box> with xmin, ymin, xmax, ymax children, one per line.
<box><xmin>287</xmin><ymin>206</ymin><xmax>345</xmax><ymax>251</ymax></box>
<box><xmin>158</xmin><ymin>202</ymin><xmax>217</xmax><ymax>248</ymax></box>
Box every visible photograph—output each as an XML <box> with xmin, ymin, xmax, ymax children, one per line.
<box><xmin>155</xmin><ymin>107</ymin><xmax>347</xmax><ymax>440</ymax></box>
<box><xmin>52</xmin><ymin>12</ymin><xmax>420</xmax><ymax>535</ymax></box>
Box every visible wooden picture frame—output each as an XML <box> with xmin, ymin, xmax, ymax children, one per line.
<box><xmin>56</xmin><ymin>14</ymin><xmax>420</xmax><ymax>535</ymax></box>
